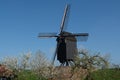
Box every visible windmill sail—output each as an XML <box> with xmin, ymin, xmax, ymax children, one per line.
<box><xmin>60</xmin><ymin>4</ymin><xmax>70</xmax><ymax>34</ymax></box>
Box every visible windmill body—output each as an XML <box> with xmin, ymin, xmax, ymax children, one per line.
<box><xmin>56</xmin><ymin>31</ymin><xmax>78</xmax><ymax>65</ymax></box>
<box><xmin>38</xmin><ymin>4</ymin><xmax>89</xmax><ymax>66</ymax></box>
<box><xmin>65</xmin><ymin>32</ymin><xmax>78</xmax><ymax>60</ymax></box>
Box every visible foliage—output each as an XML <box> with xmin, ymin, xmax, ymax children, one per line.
<box><xmin>0</xmin><ymin>50</ymin><xmax>49</xmax><ymax>80</ymax></box>
<box><xmin>1</xmin><ymin>49</ymin><xmax>120</xmax><ymax>80</ymax></box>
<box><xmin>72</xmin><ymin>48</ymin><xmax>110</xmax><ymax>80</ymax></box>
<box><xmin>90</xmin><ymin>69</ymin><xmax>120</xmax><ymax>80</ymax></box>
<box><xmin>30</xmin><ymin>50</ymin><xmax>51</xmax><ymax>78</ymax></box>
<box><xmin>75</xmin><ymin>49</ymin><xmax>109</xmax><ymax>69</ymax></box>
<box><xmin>1</xmin><ymin>56</ymin><xmax>18</xmax><ymax>70</ymax></box>
<box><xmin>19</xmin><ymin>52</ymin><xmax>31</xmax><ymax>70</ymax></box>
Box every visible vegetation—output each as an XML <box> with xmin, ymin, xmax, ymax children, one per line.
<box><xmin>91</xmin><ymin>69</ymin><xmax>120</xmax><ymax>80</ymax></box>
<box><xmin>17</xmin><ymin>70</ymin><xmax>47</xmax><ymax>80</ymax></box>
<box><xmin>72</xmin><ymin>49</ymin><xmax>109</xmax><ymax>80</ymax></box>
<box><xmin>0</xmin><ymin>50</ymin><xmax>48</xmax><ymax>80</ymax></box>
<box><xmin>0</xmin><ymin>49</ymin><xmax>120</xmax><ymax>80</ymax></box>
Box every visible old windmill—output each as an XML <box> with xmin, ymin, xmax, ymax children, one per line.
<box><xmin>38</xmin><ymin>4</ymin><xmax>89</xmax><ymax>66</ymax></box>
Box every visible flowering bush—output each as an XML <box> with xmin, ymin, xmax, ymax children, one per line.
<box><xmin>0</xmin><ymin>64</ymin><xmax>14</xmax><ymax>78</ymax></box>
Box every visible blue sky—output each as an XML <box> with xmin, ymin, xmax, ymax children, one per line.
<box><xmin>0</xmin><ymin>0</ymin><xmax>120</xmax><ymax>64</ymax></box>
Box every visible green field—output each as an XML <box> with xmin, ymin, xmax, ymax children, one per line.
<box><xmin>17</xmin><ymin>70</ymin><xmax>47</xmax><ymax>80</ymax></box>
<box><xmin>91</xmin><ymin>69</ymin><xmax>120</xmax><ymax>80</ymax></box>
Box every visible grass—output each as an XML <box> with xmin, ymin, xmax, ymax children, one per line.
<box><xmin>17</xmin><ymin>70</ymin><xmax>47</xmax><ymax>80</ymax></box>
<box><xmin>91</xmin><ymin>69</ymin><xmax>120</xmax><ymax>80</ymax></box>
<box><xmin>15</xmin><ymin>68</ymin><xmax>120</xmax><ymax>80</ymax></box>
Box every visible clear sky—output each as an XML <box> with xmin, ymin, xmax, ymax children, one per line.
<box><xmin>0</xmin><ymin>0</ymin><xmax>120</xmax><ymax>64</ymax></box>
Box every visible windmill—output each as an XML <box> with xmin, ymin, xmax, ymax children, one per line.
<box><xmin>38</xmin><ymin>4</ymin><xmax>89</xmax><ymax>66</ymax></box>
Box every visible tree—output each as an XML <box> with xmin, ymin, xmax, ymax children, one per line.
<box><xmin>19</xmin><ymin>52</ymin><xmax>31</xmax><ymax>70</ymax></box>
<box><xmin>2</xmin><ymin>56</ymin><xmax>18</xmax><ymax>70</ymax></box>
<box><xmin>72</xmin><ymin>48</ymin><xmax>110</xmax><ymax>80</ymax></box>
<box><xmin>30</xmin><ymin>50</ymin><xmax>50</xmax><ymax>79</ymax></box>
